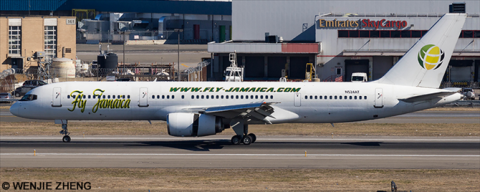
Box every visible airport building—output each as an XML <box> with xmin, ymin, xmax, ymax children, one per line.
<box><xmin>1</xmin><ymin>0</ymin><xmax>233</xmax><ymax>44</ymax></box>
<box><xmin>0</xmin><ymin>16</ymin><xmax>77</xmax><ymax>72</ymax></box>
<box><xmin>208</xmin><ymin>0</ymin><xmax>480</xmax><ymax>86</ymax></box>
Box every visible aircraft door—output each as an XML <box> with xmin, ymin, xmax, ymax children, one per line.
<box><xmin>52</xmin><ymin>87</ymin><xmax>62</xmax><ymax>107</ymax></box>
<box><xmin>139</xmin><ymin>87</ymin><xmax>149</xmax><ymax>107</ymax></box>
<box><xmin>374</xmin><ymin>88</ymin><xmax>384</xmax><ymax>108</ymax></box>
<box><xmin>294</xmin><ymin>92</ymin><xmax>301</xmax><ymax>107</ymax></box>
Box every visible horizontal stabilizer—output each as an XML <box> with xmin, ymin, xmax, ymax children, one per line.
<box><xmin>398</xmin><ymin>91</ymin><xmax>457</xmax><ymax>103</ymax></box>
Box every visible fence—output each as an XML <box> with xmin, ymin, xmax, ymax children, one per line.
<box><xmin>78</xmin><ymin>30</ymin><xmax>179</xmax><ymax>44</ymax></box>
<box><xmin>77</xmin><ymin>29</ymin><xmax>211</xmax><ymax>44</ymax></box>
<box><xmin>0</xmin><ymin>65</ymin><xmax>175</xmax><ymax>94</ymax></box>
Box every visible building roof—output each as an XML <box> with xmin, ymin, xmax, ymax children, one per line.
<box><xmin>1</xmin><ymin>0</ymin><xmax>232</xmax><ymax>15</ymax></box>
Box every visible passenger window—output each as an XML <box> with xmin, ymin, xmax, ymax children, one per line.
<box><xmin>260</xmin><ymin>95</ymin><xmax>263</xmax><ymax>99</ymax></box>
<box><xmin>162</xmin><ymin>95</ymin><xmax>165</xmax><ymax>99</ymax></box>
<box><xmin>364</xmin><ymin>96</ymin><xmax>367</xmax><ymax>100</ymax></box>
<box><xmin>201</xmin><ymin>95</ymin><xmax>204</xmax><ymax>99</ymax></box>
<box><xmin>236</xmin><ymin>95</ymin><xmax>239</xmax><ymax>99</ymax></box>
<box><xmin>305</xmin><ymin>96</ymin><xmax>308</xmax><ymax>99</ymax></box>
<box><xmin>310</xmin><ymin>96</ymin><xmax>313</xmax><ymax>99</ymax></box>
<box><xmin>123</xmin><ymin>95</ymin><xmax>125</xmax><ymax>99</ymax></box>
<box><xmin>182</xmin><ymin>95</ymin><xmax>184</xmax><ymax>99</ymax></box>
<box><xmin>319</xmin><ymin>96</ymin><xmax>322</xmax><ymax>99</ymax></box>
<box><xmin>349</xmin><ymin>96</ymin><xmax>352</xmax><ymax>99</ymax></box>
<box><xmin>167</xmin><ymin>95</ymin><xmax>170</xmax><ymax>99</ymax></box>
<box><xmin>329</xmin><ymin>96</ymin><xmax>332</xmax><ymax>99</ymax></box>
<box><xmin>108</xmin><ymin>95</ymin><xmax>111</xmax><ymax>99</ymax></box>
<box><xmin>196</xmin><ymin>95</ymin><xmax>199</xmax><ymax>99</ymax></box>
<box><xmin>88</xmin><ymin>95</ymin><xmax>91</xmax><ymax>99</ymax></box>
<box><xmin>334</xmin><ymin>96</ymin><xmax>337</xmax><ymax>99</ymax></box>
<box><xmin>255</xmin><ymin>95</ymin><xmax>258</xmax><ymax>99</ymax></box>
<box><xmin>241</xmin><ymin>95</ymin><xmax>244</xmax><ymax>99</ymax></box>
<box><xmin>83</xmin><ymin>95</ymin><xmax>86</xmax><ymax>99</ymax></box>
<box><xmin>67</xmin><ymin>95</ymin><xmax>70</xmax><ymax>99</ymax></box>
<box><xmin>221</xmin><ymin>95</ymin><xmax>224</xmax><ymax>99</ymax></box>
<box><xmin>118</xmin><ymin>95</ymin><xmax>120</xmax><ymax>98</ymax></box>
<box><xmin>128</xmin><ymin>95</ymin><xmax>130</xmax><ymax>99</ymax></box>
<box><xmin>315</xmin><ymin>96</ymin><xmax>317</xmax><ymax>99</ymax></box>
<box><xmin>157</xmin><ymin>95</ymin><xmax>160</xmax><ymax>99</ymax></box>
<box><xmin>339</xmin><ymin>96</ymin><xmax>342</xmax><ymax>99</ymax></box>
<box><xmin>152</xmin><ymin>95</ymin><xmax>155</xmax><ymax>99</ymax></box>
<box><xmin>172</xmin><ymin>95</ymin><xmax>175</xmax><ymax>99</ymax></box>
<box><xmin>103</xmin><ymin>95</ymin><xmax>106</xmax><ymax>99</ymax></box>
<box><xmin>265</xmin><ymin>95</ymin><xmax>268</xmax><ymax>99</ymax></box>
<box><xmin>270</xmin><ymin>95</ymin><xmax>273</xmax><ymax>99</ymax></box>
<box><xmin>113</xmin><ymin>95</ymin><xmax>115</xmax><ymax>99</ymax></box>
<box><xmin>359</xmin><ymin>96</ymin><xmax>362</xmax><ymax>100</ymax></box>
<box><xmin>206</xmin><ymin>95</ymin><xmax>209</xmax><ymax>99</ymax></box>
<box><xmin>354</xmin><ymin>96</ymin><xmax>357</xmax><ymax>99</ymax></box>
<box><xmin>216</xmin><ymin>95</ymin><xmax>219</xmax><ymax>99</ymax></box>
<box><xmin>191</xmin><ymin>95</ymin><xmax>194</xmax><ymax>99</ymax></box>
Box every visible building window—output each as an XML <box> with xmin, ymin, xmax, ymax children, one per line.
<box><xmin>8</xmin><ymin>26</ymin><xmax>21</xmax><ymax>55</ymax></box>
<box><xmin>44</xmin><ymin>26</ymin><xmax>57</xmax><ymax>59</ymax></box>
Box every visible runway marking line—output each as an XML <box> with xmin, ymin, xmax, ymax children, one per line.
<box><xmin>1</xmin><ymin>153</ymin><xmax>479</xmax><ymax>157</ymax></box>
<box><xmin>1</xmin><ymin>137</ymin><xmax>479</xmax><ymax>142</ymax></box>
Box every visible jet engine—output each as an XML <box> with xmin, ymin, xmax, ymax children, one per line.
<box><xmin>167</xmin><ymin>113</ymin><xmax>225</xmax><ymax>137</ymax></box>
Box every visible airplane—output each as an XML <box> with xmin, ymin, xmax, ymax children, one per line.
<box><xmin>10</xmin><ymin>13</ymin><xmax>466</xmax><ymax>145</ymax></box>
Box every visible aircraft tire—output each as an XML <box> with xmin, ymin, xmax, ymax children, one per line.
<box><xmin>242</xmin><ymin>135</ymin><xmax>252</xmax><ymax>145</ymax></box>
<box><xmin>62</xmin><ymin>135</ymin><xmax>71</xmax><ymax>143</ymax></box>
<box><xmin>231</xmin><ymin>135</ymin><xmax>241</xmax><ymax>145</ymax></box>
<box><xmin>248</xmin><ymin>133</ymin><xmax>256</xmax><ymax>143</ymax></box>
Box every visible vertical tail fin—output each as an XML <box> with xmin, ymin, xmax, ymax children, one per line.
<box><xmin>378</xmin><ymin>13</ymin><xmax>466</xmax><ymax>88</ymax></box>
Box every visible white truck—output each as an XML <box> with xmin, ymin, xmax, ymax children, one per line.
<box><xmin>351</xmin><ymin>72</ymin><xmax>367</xmax><ymax>82</ymax></box>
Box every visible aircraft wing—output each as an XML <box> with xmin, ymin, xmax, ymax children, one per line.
<box><xmin>187</xmin><ymin>102</ymin><xmax>278</xmax><ymax>123</ymax></box>
<box><xmin>398</xmin><ymin>90</ymin><xmax>459</xmax><ymax>103</ymax></box>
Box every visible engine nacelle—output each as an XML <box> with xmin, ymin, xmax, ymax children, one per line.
<box><xmin>167</xmin><ymin>113</ymin><xmax>224</xmax><ymax>137</ymax></box>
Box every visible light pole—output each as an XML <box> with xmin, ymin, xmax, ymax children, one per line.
<box><xmin>174</xmin><ymin>29</ymin><xmax>183</xmax><ymax>81</ymax></box>
<box><xmin>123</xmin><ymin>31</ymin><xmax>126</xmax><ymax>74</ymax></box>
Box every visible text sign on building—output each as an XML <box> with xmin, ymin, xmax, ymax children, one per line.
<box><xmin>318</xmin><ymin>19</ymin><xmax>408</xmax><ymax>29</ymax></box>
<box><xmin>66</xmin><ymin>19</ymin><xmax>76</xmax><ymax>25</ymax></box>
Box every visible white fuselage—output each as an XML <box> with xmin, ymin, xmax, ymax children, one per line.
<box><xmin>10</xmin><ymin>81</ymin><xmax>462</xmax><ymax>124</ymax></box>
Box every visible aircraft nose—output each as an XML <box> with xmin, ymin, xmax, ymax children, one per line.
<box><xmin>9</xmin><ymin>103</ymin><xmax>19</xmax><ymax>117</ymax></box>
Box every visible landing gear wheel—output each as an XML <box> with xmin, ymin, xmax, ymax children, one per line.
<box><xmin>62</xmin><ymin>135</ymin><xmax>71</xmax><ymax>142</ymax></box>
<box><xmin>248</xmin><ymin>133</ymin><xmax>256</xmax><ymax>143</ymax></box>
<box><xmin>231</xmin><ymin>135</ymin><xmax>241</xmax><ymax>145</ymax></box>
<box><xmin>242</xmin><ymin>135</ymin><xmax>252</xmax><ymax>145</ymax></box>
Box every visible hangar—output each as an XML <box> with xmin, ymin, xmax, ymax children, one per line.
<box><xmin>207</xmin><ymin>0</ymin><xmax>480</xmax><ymax>87</ymax></box>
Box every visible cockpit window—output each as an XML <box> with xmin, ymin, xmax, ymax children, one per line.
<box><xmin>20</xmin><ymin>94</ymin><xmax>37</xmax><ymax>101</ymax></box>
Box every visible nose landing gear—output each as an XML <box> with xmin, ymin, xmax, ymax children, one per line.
<box><xmin>59</xmin><ymin>121</ymin><xmax>71</xmax><ymax>142</ymax></box>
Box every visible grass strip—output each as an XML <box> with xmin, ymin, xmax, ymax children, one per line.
<box><xmin>1</xmin><ymin>168</ymin><xmax>478</xmax><ymax>191</ymax></box>
<box><xmin>1</xmin><ymin>121</ymin><xmax>479</xmax><ymax>136</ymax></box>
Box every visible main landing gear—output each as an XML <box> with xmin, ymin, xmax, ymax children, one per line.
<box><xmin>230</xmin><ymin>120</ymin><xmax>256</xmax><ymax>145</ymax></box>
<box><xmin>59</xmin><ymin>121</ymin><xmax>71</xmax><ymax>142</ymax></box>
<box><xmin>231</xmin><ymin>133</ymin><xmax>256</xmax><ymax>145</ymax></box>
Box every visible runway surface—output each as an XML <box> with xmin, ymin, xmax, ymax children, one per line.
<box><xmin>1</xmin><ymin>136</ymin><xmax>479</xmax><ymax>169</ymax></box>
<box><xmin>1</xmin><ymin>108</ymin><xmax>479</xmax><ymax>123</ymax></box>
